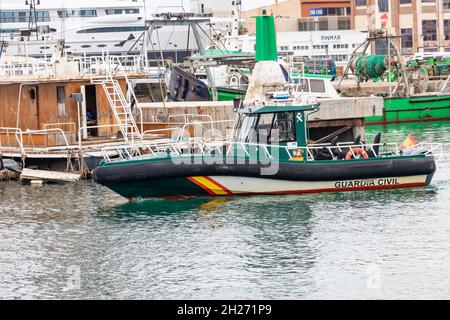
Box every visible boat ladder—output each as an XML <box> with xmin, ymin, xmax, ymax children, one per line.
<box><xmin>92</xmin><ymin>76</ymin><xmax>142</xmax><ymax>142</ymax></box>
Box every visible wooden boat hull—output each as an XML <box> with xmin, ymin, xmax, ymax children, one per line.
<box><xmin>93</xmin><ymin>155</ymin><xmax>436</xmax><ymax>200</ymax></box>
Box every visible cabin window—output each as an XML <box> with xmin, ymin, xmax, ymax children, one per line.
<box><xmin>57</xmin><ymin>86</ymin><xmax>66</xmax><ymax>117</ymax></box>
<box><xmin>57</xmin><ymin>10</ymin><xmax>97</xmax><ymax>18</ymax></box>
<box><xmin>270</xmin><ymin>112</ymin><xmax>296</xmax><ymax>143</ymax></box>
<box><xmin>77</xmin><ymin>26</ymin><xmax>146</xmax><ymax>34</ymax></box>
<box><xmin>235</xmin><ymin>115</ymin><xmax>257</xmax><ymax>142</ymax></box>
<box><xmin>29</xmin><ymin>88</ymin><xmax>37</xmax><ymax>101</ymax></box>
<box><xmin>106</xmin><ymin>9</ymin><xmax>139</xmax><ymax>15</ymax></box>
<box><xmin>299</xmin><ymin>78</ymin><xmax>309</xmax><ymax>92</ymax></box>
<box><xmin>309</xmin><ymin>79</ymin><xmax>325</xmax><ymax>93</ymax></box>
<box><xmin>0</xmin><ymin>11</ymin><xmax>50</xmax><ymax>23</ymax></box>
<box><xmin>256</xmin><ymin>113</ymin><xmax>275</xmax><ymax>144</ymax></box>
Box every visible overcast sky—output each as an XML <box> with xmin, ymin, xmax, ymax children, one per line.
<box><xmin>0</xmin><ymin>0</ymin><xmax>283</xmax><ymax>12</ymax></box>
<box><xmin>145</xmin><ymin>0</ymin><xmax>283</xmax><ymax>12</ymax></box>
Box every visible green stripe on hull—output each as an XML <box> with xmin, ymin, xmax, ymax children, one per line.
<box><xmin>104</xmin><ymin>178</ymin><xmax>210</xmax><ymax>200</ymax></box>
<box><xmin>366</xmin><ymin>95</ymin><xmax>450</xmax><ymax>124</ymax></box>
<box><xmin>210</xmin><ymin>88</ymin><xmax>245</xmax><ymax>101</ymax></box>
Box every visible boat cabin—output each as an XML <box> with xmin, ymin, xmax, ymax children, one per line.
<box><xmin>233</xmin><ymin>103</ymin><xmax>375</xmax><ymax>162</ymax></box>
<box><xmin>0</xmin><ymin>77</ymin><xmax>126</xmax><ymax>147</ymax></box>
<box><xmin>234</xmin><ymin>105</ymin><xmax>316</xmax><ymax>148</ymax></box>
<box><xmin>0</xmin><ymin>54</ymin><xmax>147</xmax><ymax>171</ymax></box>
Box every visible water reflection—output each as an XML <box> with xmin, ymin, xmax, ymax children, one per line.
<box><xmin>104</xmin><ymin>198</ymin><xmax>222</xmax><ymax>217</ymax></box>
<box><xmin>0</xmin><ymin>121</ymin><xmax>450</xmax><ymax>299</ymax></box>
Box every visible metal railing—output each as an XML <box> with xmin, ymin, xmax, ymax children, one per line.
<box><xmin>23</xmin><ymin>128</ymin><xmax>71</xmax><ymax>149</ymax></box>
<box><xmin>0</xmin><ymin>59</ymin><xmax>54</xmax><ymax>80</ymax></box>
<box><xmin>168</xmin><ymin>114</ymin><xmax>214</xmax><ymax>125</ymax></box>
<box><xmin>0</xmin><ymin>127</ymin><xmax>73</xmax><ymax>154</ymax></box>
<box><xmin>0</xmin><ymin>127</ymin><xmax>24</xmax><ymax>154</ymax></box>
<box><xmin>0</xmin><ymin>53</ymin><xmax>151</xmax><ymax>81</ymax></box>
<box><xmin>100</xmin><ymin>137</ymin><xmax>443</xmax><ymax>164</ymax></box>
<box><xmin>139</xmin><ymin>119</ymin><xmax>234</xmax><ymax>143</ymax></box>
<box><xmin>44</xmin><ymin>122</ymin><xmax>76</xmax><ymax>133</ymax></box>
<box><xmin>77</xmin><ymin>123</ymin><xmax>133</xmax><ymax>149</ymax></box>
<box><xmin>175</xmin><ymin>120</ymin><xmax>235</xmax><ymax>143</ymax></box>
<box><xmin>142</xmin><ymin>127</ymin><xmax>183</xmax><ymax>141</ymax></box>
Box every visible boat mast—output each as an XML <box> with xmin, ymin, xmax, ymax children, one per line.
<box><xmin>26</xmin><ymin>0</ymin><xmax>40</xmax><ymax>40</ymax></box>
<box><xmin>142</xmin><ymin>0</ymin><xmax>149</xmax><ymax>68</ymax></box>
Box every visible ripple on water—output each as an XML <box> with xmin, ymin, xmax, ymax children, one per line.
<box><xmin>1</xmin><ymin>122</ymin><xmax>450</xmax><ymax>299</ymax></box>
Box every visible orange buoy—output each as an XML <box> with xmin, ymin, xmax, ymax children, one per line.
<box><xmin>345</xmin><ymin>148</ymin><xmax>369</xmax><ymax>160</ymax></box>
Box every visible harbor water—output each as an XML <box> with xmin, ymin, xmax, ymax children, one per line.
<box><xmin>1</xmin><ymin>122</ymin><xmax>449</xmax><ymax>299</ymax></box>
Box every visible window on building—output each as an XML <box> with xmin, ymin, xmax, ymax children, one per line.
<box><xmin>311</xmin><ymin>7</ymin><xmax>351</xmax><ymax>16</ymax></box>
<box><xmin>445</xmin><ymin>20</ymin><xmax>450</xmax><ymax>40</ymax></box>
<box><xmin>401</xmin><ymin>28</ymin><xmax>413</xmax><ymax>48</ymax></box>
<box><xmin>57</xmin><ymin>86</ymin><xmax>66</xmax><ymax>118</ymax></box>
<box><xmin>298</xmin><ymin>21</ymin><xmax>308</xmax><ymax>31</ymax></box>
<box><xmin>422</xmin><ymin>20</ymin><xmax>437</xmax><ymax>41</ymax></box>
<box><xmin>319</xmin><ymin>20</ymin><xmax>328</xmax><ymax>30</ymax></box>
<box><xmin>400</xmin><ymin>0</ymin><xmax>412</xmax><ymax>3</ymax></box>
<box><xmin>293</xmin><ymin>45</ymin><xmax>309</xmax><ymax>51</ymax></box>
<box><xmin>375</xmin><ymin>39</ymin><xmax>389</xmax><ymax>55</ymax></box>
<box><xmin>338</xmin><ymin>19</ymin><xmax>351</xmax><ymax>30</ymax></box>
<box><xmin>444</xmin><ymin>0</ymin><xmax>450</xmax><ymax>10</ymax></box>
<box><xmin>333</xmin><ymin>44</ymin><xmax>349</xmax><ymax>49</ymax></box>
<box><xmin>378</xmin><ymin>0</ymin><xmax>389</xmax><ymax>12</ymax></box>
<box><xmin>356</xmin><ymin>0</ymin><xmax>367</xmax><ymax>5</ymax></box>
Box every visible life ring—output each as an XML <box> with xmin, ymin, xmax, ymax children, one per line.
<box><xmin>345</xmin><ymin>148</ymin><xmax>369</xmax><ymax>160</ymax></box>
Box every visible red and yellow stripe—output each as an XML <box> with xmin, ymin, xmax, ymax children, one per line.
<box><xmin>188</xmin><ymin>176</ymin><xmax>233</xmax><ymax>196</ymax></box>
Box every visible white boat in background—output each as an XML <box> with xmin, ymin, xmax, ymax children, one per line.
<box><xmin>0</xmin><ymin>0</ymin><xmax>233</xmax><ymax>61</ymax></box>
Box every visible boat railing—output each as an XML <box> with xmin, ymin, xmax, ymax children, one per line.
<box><xmin>410</xmin><ymin>142</ymin><xmax>444</xmax><ymax>161</ymax></box>
<box><xmin>82</xmin><ymin>54</ymin><xmax>147</xmax><ymax>137</ymax></box>
<box><xmin>77</xmin><ymin>123</ymin><xmax>134</xmax><ymax>149</ymax></box>
<box><xmin>44</xmin><ymin>122</ymin><xmax>77</xmax><ymax>133</ymax></box>
<box><xmin>168</xmin><ymin>114</ymin><xmax>214</xmax><ymax>125</ymax></box>
<box><xmin>80</xmin><ymin>54</ymin><xmax>149</xmax><ymax>78</ymax></box>
<box><xmin>176</xmin><ymin>120</ymin><xmax>236</xmax><ymax>143</ymax></box>
<box><xmin>0</xmin><ymin>127</ymin><xmax>25</xmax><ymax>154</ymax></box>
<box><xmin>0</xmin><ymin>127</ymin><xmax>73</xmax><ymax>150</ymax></box>
<box><xmin>23</xmin><ymin>128</ymin><xmax>72</xmax><ymax>149</ymax></box>
<box><xmin>99</xmin><ymin>136</ymin><xmax>443</xmax><ymax>164</ymax></box>
<box><xmin>0</xmin><ymin>59</ymin><xmax>54</xmax><ymax>80</ymax></box>
<box><xmin>100</xmin><ymin>140</ymin><xmax>193</xmax><ymax>163</ymax></box>
<box><xmin>224</xmin><ymin>141</ymin><xmax>441</xmax><ymax>161</ymax></box>
<box><xmin>141</xmin><ymin>127</ymin><xmax>183</xmax><ymax>142</ymax></box>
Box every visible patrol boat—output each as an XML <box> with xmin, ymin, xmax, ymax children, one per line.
<box><xmin>92</xmin><ymin>15</ymin><xmax>440</xmax><ymax>200</ymax></box>
<box><xmin>92</xmin><ymin>100</ymin><xmax>439</xmax><ymax>200</ymax></box>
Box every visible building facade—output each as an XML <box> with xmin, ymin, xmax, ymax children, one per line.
<box><xmin>298</xmin><ymin>0</ymin><xmax>353</xmax><ymax>31</ymax></box>
<box><xmin>352</xmin><ymin>0</ymin><xmax>450</xmax><ymax>55</ymax></box>
<box><xmin>240</xmin><ymin>0</ymin><xmax>302</xmax><ymax>33</ymax></box>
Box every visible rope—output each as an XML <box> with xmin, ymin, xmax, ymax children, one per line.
<box><xmin>356</xmin><ymin>55</ymin><xmax>388</xmax><ymax>80</ymax></box>
<box><xmin>155</xmin><ymin>27</ymin><xmax>167</xmax><ymax>109</ymax></box>
<box><xmin>198</xmin><ymin>23</ymin><xmax>248</xmax><ymax>81</ymax></box>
